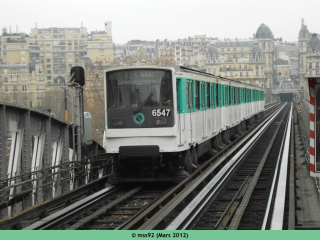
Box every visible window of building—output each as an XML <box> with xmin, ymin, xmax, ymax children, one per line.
<box><xmin>223</xmin><ymin>65</ymin><xmax>226</xmax><ymax>70</ymax></box>
<box><xmin>22</xmin><ymin>85</ymin><xmax>27</xmax><ymax>91</ymax></box>
<box><xmin>47</xmin><ymin>65</ymin><xmax>51</xmax><ymax>68</ymax></box>
<box><xmin>224</xmin><ymin>72</ymin><xmax>227</xmax><ymax>77</ymax></box>
<box><xmin>239</xmin><ymin>65</ymin><xmax>241</xmax><ymax>69</ymax></box>
<box><xmin>246</xmin><ymin>72</ymin><xmax>249</xmax><ymax>77</ymax></box>
<box><xmin>244</xmin><ymin>65</ymin><xmax>247</xmax><ymax>70</ymax></box>
<box><xmin>41</xmin><ymin>59</ymin><xmax>44</xmax><ymax>63</ymax></box>
<box><xmin>5</xmin><ymin>94</ymin><xmax>9</xmax><ymax>101</ymax></box>
<box><xmin>22</xmin><ymin>77</ymin><xmax>26</xmax><ymax>82</ymax></box>
<box><xmin>13</xmin><ymin>86</ymin><xmax>17</xmax><ymax>91</ymax></box>
<box><xmin>21</xmin><ymin>68</ymin><xmax>26</xmax><ymax>73</ymax></box>
<box><xmin>5</xmin><ymin>86</ymin><xmax>8</xmax><ymax>92</ymax></box>
<box><xmin>240</xmin><ymin>72</ymin><xmax>243</xmax><ymax>77</ymax></box>
<box><xmin>75</xmin><ymin>58</ymin><xmax>78</xmax><ymax>62</ymax></box>
<box><xmin>230</xmin><ymin>72</ymin><xmax>233</xmax><ymax>77</ymax></box>
<box><xmin>11</xmin><ymin>68</ymin><xmax>17</xmax><ymax>74</ymax></box>
<box><xmin>99</xmin><ymin>49</ymin><xmax>104</xmax><ymax>53</ymax></box>
<box><xmin>233</xmin><ymin>48</ymin><xmax>236</xmax><ymax>52</ymax></box>
<box><xmin>13</xmin><ymin>93</ymin><xmax>17</xmax><ymax>100</ymax></box>
<box><xmin>47</xmin><ymin>59</ymin><xmax>51</xmax><ymax>62</ymax></box>
<box><xmin>12</xmin><ymin>77</ymin><xmax>17</xmax><ymax>82</ymax></box>
<box><xmin>227</xmin><ymin>48</ymin><xmax>230</xmax><ymax>52</ymax></box>
<box><xmin>47</xmin><ymin>70</ymin><xmax>51</xmax><ymax>74</ymax></box>
<box><xmin>4</xmin><ymin>77</ymin><xmax>8</xmax><ymax>83</ymax></box>
<box><xmin>23</xmin><ymin>94</ymin><xmax>27</xmax><ymax>100</ymax></box>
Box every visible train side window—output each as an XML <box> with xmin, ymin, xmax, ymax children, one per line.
<box><xmin>207</xmin><ymin>83</ymin><xmax>210</xmax><ymax>108</ymax></box>
<box><xmin>216</xmin><ymin>84</ymin><xmax>220</xmax><ymax>107</ymax></box>
<box><xmin>189</xmin><ymin>81</ymin><xmax>193</xmax><ymax>110</ymax></box>
<box><xmin>201</xmin><ymin>83</ymin><xmax>205</xmax><ymax>109</ymax></box>
<box><xmin>195</xmin><ymin>81</ymin><xmax>200</xmax><ymax>110</ymax></box>
<box><xmin>225</xmin><ymin>86</ymin><xmax>228</xmax><ymax>106</ymax></box>
<box><xmin>242</xmin><ymin>88</ymin><xmax>245</xmax><ymax>103</ymax></box>
<box><xmin>211</xmin><ymin>84</ymin><xmax>215</xmax><ymax>108</ymax></box>
<box><xmin>176</xmin><ymin>81</ymin><xmax>180</xmax><ymax>112</ymax></box>
<box><xmin>235</xmin><ymin>87</ymin><xmax>238</xmax><ymax>105</ymax></box>
<box><xmin>186</xmin><ymin>82</ymin><xmax>189</xmax><ymax>110</ymax></box>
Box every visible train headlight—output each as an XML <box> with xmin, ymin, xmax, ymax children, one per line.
<box><xmin>112</xmin><ymin>119</ymin><xmax>124</xmax><ymax>126</ymax></box>
<box><xmin>155</xmin><ymin>118</ymin><xmax>167</xmax><ymax>125</ymax></box>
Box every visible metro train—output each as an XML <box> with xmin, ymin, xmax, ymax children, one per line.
<box><xmin>103</xmin><ymin>65</ymin><xmax>265</xmax><ymax>184</ymax></box>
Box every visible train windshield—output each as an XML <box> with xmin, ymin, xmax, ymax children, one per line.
<box><xmin>106</xmin><ymin>69</ymin><xmax>173</xmax><ymax>109</ymax></box>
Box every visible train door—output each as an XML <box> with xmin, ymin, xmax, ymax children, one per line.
<box><xmin>201</xmin><ymin>82</ymin><xmax>207</xmax><ymax>138</ymax></box>
<box><xmin>187</xmin><ymin>79</ymin><xmax>195</xmax><ymax>143</ymax></box>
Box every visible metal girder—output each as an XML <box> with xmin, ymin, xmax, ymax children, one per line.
<box><xmin>0</xmin><ymin>102</ymin><xmax>105</xmax><ymax>220</ymax></box>
<box><xmin>0</xmin><ymin>105</ymin><xmax>7</xmax><ymax>219</ymax></box>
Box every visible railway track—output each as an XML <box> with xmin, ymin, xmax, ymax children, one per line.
<box><xmin>22</xmin><ymin>183</ymin><xmax>173</xmax><ymax>230</ymax></box>
<box><xmin>10</xmin><ymin>102</ymin><xmax>285</xmax><ymax>230</ymax></box>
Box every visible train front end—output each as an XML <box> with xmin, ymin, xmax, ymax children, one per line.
<box><xmin>103</xmin><ymin>66</ymin><xmax>180</xmax><ymax>183</ymax></box>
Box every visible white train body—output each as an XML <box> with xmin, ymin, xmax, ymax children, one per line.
<box><xmin>103</xmin><ymin>65</ymin><xmax>265</xmax><ymax>182</ymax></box>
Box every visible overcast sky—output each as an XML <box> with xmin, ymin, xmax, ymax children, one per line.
<box><xmin>1</xmin><ymin>0</ymin><xmax>319</xmax><ymax>44</ymax></box>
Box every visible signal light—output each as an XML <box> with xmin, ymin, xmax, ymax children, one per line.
<box><xmin>70</xmin><ymin>66</ymin><xmax>85</xmax><ymax>86</ymax></box>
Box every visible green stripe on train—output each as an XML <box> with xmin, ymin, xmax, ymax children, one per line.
<box><xmin>176</xmin><ymin>77</ymin><xmax>264</xmax><ymax>114</ymax></box>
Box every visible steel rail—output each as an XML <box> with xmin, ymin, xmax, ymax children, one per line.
<box><xmin>228</xmin><ymin>105</ymin><xmax>289</xmax><ymax>229</ymax></box>
<box><xmin>288</xmin><ymin>114</ymin><xmax>295</xmax><ymax>230</ymax></box>
<box><xmin>67</xmin><ymin>186</ymin><xmax>144</xmax><ymax>230</ymax></box>
<box><xmin>261</xmin><ymin>106</ymin><xmax>290</xmax><ymax>230</ymax></box>
<box><xmin>164</xmin><ymin>104</ymin><xmax>286</xmax><ymax>230</ymax></box>
<box><xmin>214</xmin><ymin>176</ymin><xmax>251</xmax><ymax>230</ymax></box>
<box><xmin>115</xmin><ymin>185</ymin><xmax>175</xmax><ymax>230</ymax></box>
<box><xmin>23</xmin><ymin>185</ymin><xmax>117</xmax><ymax>230</ymax></box>
<box><xmin>270</xmin><ymin>103</ymin><xmax>293</xmax><ymax>230</ymax></box>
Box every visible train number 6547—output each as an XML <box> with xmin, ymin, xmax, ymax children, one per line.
<box><xmin>152</xmin><ymin>109</ymin><xmax>171</xmax><ymax>117</ymax></box>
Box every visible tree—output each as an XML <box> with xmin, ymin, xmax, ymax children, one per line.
<box><xmin>83</xmin><ymin>69</ymin><xmax>105</xmax><ymax>145</ymax></box>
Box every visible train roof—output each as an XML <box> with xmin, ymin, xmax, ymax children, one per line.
<box><xmin>104</xmin><ymin>65</ymin><xmax>262</xmax><ymax>90</ymax></box>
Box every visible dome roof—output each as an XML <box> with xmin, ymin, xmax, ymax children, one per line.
<box><xmin>308</xmin><ymin>33</ymin><xmax>320</xmax><ymax>52</ymax></box>
<box><xmin>251</xmin><ymin>42</ymin><xmax>262</xmax><ymax>54</ymax></box>
<box><xmin>255</xmin><ymin>23</ymin><xmax>273</xmax><ymax>39</ymax></box>
<box><xmin>299</xmin><ymin>25</ymin><xmax>309</xmax><ymax>36</ymax></box>
<box><xmin>207</xmin><ymin>43</ymin><xmax>219</xmax><ymax>56</ymax></box>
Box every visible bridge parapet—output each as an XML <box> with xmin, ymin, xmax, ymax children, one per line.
<box><xmin>272</xmin><ymin>86</ymin><xmax>303</xmax><ymax>94</ymax></box>
<box><xmin>0</xmin><ymin>102</ymin><xmax>108</xmax><ymax>220</ymax></box>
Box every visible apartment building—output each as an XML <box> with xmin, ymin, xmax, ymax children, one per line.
<box><xmin>87</xmin><ymin>22</ymin><xmax>113</xmax><ymax>63</ymax></box>
<box><xmin>205</xmin><ymin>23</ymin><xmax>275</xmax><ymax>100</ymax></box>
<box><xmin>298</xmin><ymin>19</ymin><xmax>320</xmax><ymax>98</ymax></box>
<box><xmin>0</xmin><ymin>63</ymin><xmax>45</xmax><ymax>107</ymax></box>
<box><xmin>0</xmin><ymin>27</ymin><xmax>29</xmax><ymax>64</ymax></box>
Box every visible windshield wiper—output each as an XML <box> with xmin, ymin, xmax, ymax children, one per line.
<box><xmin>134</xmin><ymin>93</ymin><xmax>153</xmax><ymax>114</ymax></box>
